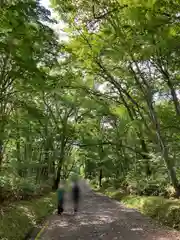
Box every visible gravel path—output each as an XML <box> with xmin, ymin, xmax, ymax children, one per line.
<box><xmin>35</xmin><ymin>181</ymin><xmax>180</xmax><ymax>240</ymax></box>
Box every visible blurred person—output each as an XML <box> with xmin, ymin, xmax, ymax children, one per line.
<box><xmin>72</xmin><ymin>179</ymin><xmax>80</xmax><ymax>214</ymax></box>
<box><xmin>57</xmin><ymin>180</ymin><xmax>65</xmax><ymax>215</ymax></box>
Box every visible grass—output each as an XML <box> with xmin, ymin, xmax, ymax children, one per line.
<box><xmin>99</xmin><ymin>186</ymin><xmax>180</xmax><ymax>230</ymax></box>
<box><xmin>0</xmin><ymin>192</ymin><xmax>57</xmax><ymax>240</ymax></box>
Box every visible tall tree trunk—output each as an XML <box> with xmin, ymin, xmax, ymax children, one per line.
<box><xmin>44</xmin><ymin>126</ymin><xmax>50</xmax><ymax>179</ymax></box>
<box><xmin>53</xmin><ymin>134</ymin><xmax>66</xmax><ymax>189</ymax></box>
<box><xmin>99</xmin><ymin>168</ymin><xmax>102</xmax><ymax>188</ymax></box>
<box><xmin>166</xmin><ymin>78</ymin><xmax>180</xmax><ymax>116</ymax></box>
<box><xmin>129</xmin><ymin>58</ymin><xmax>180</xmax><ymax>196</ymax></box>
<box><xmin>155</xmin><ymin>62</ymin><xmax>180</xmax><ymax>116</ymax></box>
<box><xmin>53</xmin><ymin>165</ymin><xmax>62</xmax><ymax>190</ymax></box>
<box><xmin>16</xmin><ymin>114</ymin><xmax>22</xmax><ymax>177</ymax></box>
<box><xmin>140</xmin><ymin>139</ymin><xmax>151</xmax><ymax>176</ymax></box>
<box><xmin>0</xmin><ymin>139</ymin><xmax>3</xmax><ymax>170</ymax></box>
<box><xmin>147</xmin><ymin>91</ymin><xmax>180</xmax><ymax>196</ymax></box>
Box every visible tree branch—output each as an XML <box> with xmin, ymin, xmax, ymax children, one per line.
<box><xmin>74</xmin><ymin>141</ymin><xmax>149</xmax><ymax>158</ymax></box>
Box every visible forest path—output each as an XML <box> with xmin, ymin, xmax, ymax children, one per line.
<box><xmin>31</xmin><ymin>180</ymin><xmax>180</xmax><ymax>240</ymax></box>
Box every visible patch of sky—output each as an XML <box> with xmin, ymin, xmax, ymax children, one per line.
<box><xmin>40</xmin><ymin>0</ymin><xmax>68</xmax><ymax>42</ymax></box>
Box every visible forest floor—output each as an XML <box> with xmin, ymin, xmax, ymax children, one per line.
<box><xmin>29</xmin><ymin>180</ymin><xmax>180</xmax><ymax>240</ymax></box>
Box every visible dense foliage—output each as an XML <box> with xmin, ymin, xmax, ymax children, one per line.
<box><xmin>0</xmin><ymin>193</ymin><xmax>56</xmax><ymax>240</ymax></box>
<box><xmin>0</xmin><ymin>0</ymin><xmax>180</xmax><ymax>202</ymax></box>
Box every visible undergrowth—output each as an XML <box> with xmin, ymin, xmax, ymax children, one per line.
<box><xmin>0</xmin><ymin>174</ymin><xmax>53</xmax><ymax>203</ymax></box>
<box><xmin>0</xmin><ymin>192</ymin><xmax>56</xmax><ymax>240</ymax></box>
<box><xmin>100</xmin><ymin>186</ymin><xmax>180</xmax><ymax>230</ymax></box>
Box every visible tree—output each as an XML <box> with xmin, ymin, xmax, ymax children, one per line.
<box><xmin>51</xmin><ymin>0</ymin><xmax>180</xmax><ymax>196</ymax></box>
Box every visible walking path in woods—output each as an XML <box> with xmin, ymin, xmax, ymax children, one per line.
<box><xmin>30</xmin><ymin>180</ymin><xmax>180</xmax><ymax>240</ymax></box>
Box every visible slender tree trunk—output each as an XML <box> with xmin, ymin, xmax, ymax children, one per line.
<box><xmin>44</xmin><ymin>126</ymin><xmax>51</xmax><ymax>179</ymax></box>
<box><xmin>156</xmin><ymin>63</ymin><xmax>180</xmax><ymax>116</ymax></box>
<box><xmin>16</xmin><ymin>115</ymin><xmax>22</xmax><ymax>177</ymax></box>
<box><xmin>53</xmin><ymin>136</ymin><xmax>66</xmax><ymax>189</ymax></box>
<box><xmin>129</xmin><ymin>58</ymin><xmax>180</xmax><ymax>196</ymax></box>
<box><xmin>16</xmin><ymin>138</ymin><xmax>22</xmax><ymax>176</ymax></box>
<box><xmin>147</xmin><ymin>91</ymin><xmax>180</xmax><ymax>196</ymax></box>
<box><xmin>99</xmin><ymin>168</ymin><xmax>102</xmax><ymax>187</ymax></box>
<box><xmin>0</xmin><ymin>139</ymin><xmax>3</xmax><ymax>170</ymax></box>
<box><xmin>140</xmin><ymin>139</ymin><xmax>151</xmax><ymax>176</ymax></box>
<box><xmin>0</xmin><ymin>141</ymin><xmax>2</xmax><ymax>201</ymax></box>
<box><xmin>53</xmin><ymin>165</ymin><xmax>62</xmax><ymax>190</ymax></box>
<box><xmin>167</xmin><ymin>78</ymin><xmax>180</xmax><ymax>116</ymax></box>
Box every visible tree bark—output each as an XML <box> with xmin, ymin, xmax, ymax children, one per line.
<box><xmin>147</xmin><ymin>91</ymin><xmax>180</xmax><ymax>196</ymax></box>
<box><xmin>140</xmin><ymin>139</ymin><xmax>151</xmax><ymax>176</ymax></box>
<box><xmin>99</xmin><ymin>168</ymin><xmax>102</xmax><ymax>187</ymax></box>
<box><xmin>155</xmin><ymin>62</ymin><xmax>180</xmax><ymax>116</ymax></box>
<box><xmin>166</xmin><ymin>78</ymin><xmax>180</xmax><ymax>116</ymax></box>
<box><xmin>0</xmin><ymin>139</ymin><xmax>3</xmax><ymax>170</ymax></box>
<box><xmin>130</xmin><ymin>58</ymin><xmax>180</xmax><ymax>196</ymax></box>
<box><xmin>53</xmin><ymin>131</ymin><xmax>66</xmax><ymax>189</ymax></box>
<box><xmin>53</xmin><ymin>165</ymin><xmax>62</xmax><ymax>190</ymax></box>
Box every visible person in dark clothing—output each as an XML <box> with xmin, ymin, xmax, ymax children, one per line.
<box><xmin>72</xmin><ymin>180</ymin><xmax>80</xmax><ymax>214</ymax></box>
<box><xmin>57</xmin><ymin>182</ymin><xmax>65</xmax><ymax>215</ymax></box>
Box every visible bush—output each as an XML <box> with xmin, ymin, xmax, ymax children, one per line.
<box><xmin>0</xmin><ymin>174</ymin><xmax>52</xmax><ymax>202</ymax></box>
<box><xmin>101</xmin><ymin>186</ymin><xmax>180</xmax><ymax>230</ymax></box>
<box><xmin>17</xmin><ymin>178</ymin><xmax>37</xmax><ymax>198</ymax></box>
<box><xmin>90</xmin><ymin>179</ymin><xmax>98</xmax><ymax>188</ymax></box>
<box><xmin>121</xmin><ymin>195</ymin><xmax>180</xmax><ymax>229</ymax></box>
<box><xmin>124</xmin><ymin>169</ymin><xmax>170</xmax><ymax>196</ymax></box>
<box><xmin>101</xmin><ymin>179</ymin><xmax>114</xmax><ymax>190</ymax></box>
<box><xmin>0</xmin><ymin>192</ymin><xmax>56</xmax><ymax>240</ymax></box>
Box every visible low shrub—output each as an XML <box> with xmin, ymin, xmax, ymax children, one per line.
<box><xmin>101</xmin><ymin>187</ymin><xmax>180</xmax><ymax>230</ymax></box>
<box><xmin>0</xmin><ymin>192</ymin><xmax>56</xmax><ymax>240</ymax></box>
<box><xmin>90</xmin><ymin>179</ymin><xmax>98</xmax><ymax>189</ymax></box>
<box><xmin>0</xmin><ymin>174</ymin><xmax>52</xmax><ymax>202</ymax></box>
<box><xmin>121</xmin><ymin>195</ymin><xmax>180</xmax><ymax>229</ymax></box>
<box><xmin>124</xmin><ymin>172</ymin><xmax>169</xmax><ymax>196</ymax></box>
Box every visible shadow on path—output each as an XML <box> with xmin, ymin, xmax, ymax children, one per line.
<box><xmin>32</xmin><ymin>181</ymin><xmax>180</xmax><ymax>240</ymax></box>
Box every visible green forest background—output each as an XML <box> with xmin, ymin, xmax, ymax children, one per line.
<box><xmin>0</xmin><ymin>0</ymin><xmax>180</xmax><ymax>204</ymax></box>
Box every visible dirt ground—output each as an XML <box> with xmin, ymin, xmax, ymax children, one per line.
<box><xmin>30</xmin><ymin>180</ymin><xmax>180</xmax><ymax>240</ymax></box>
